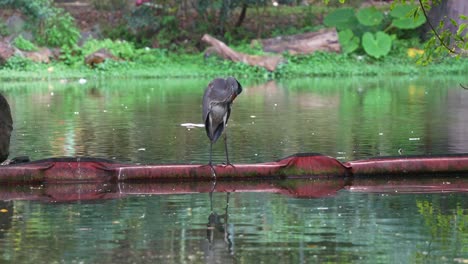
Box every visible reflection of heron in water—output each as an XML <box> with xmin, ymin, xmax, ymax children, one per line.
<box><xmin>207</xmin><ymin>181</ymin><xmax>234</xmax><ymax>256</ymax></box>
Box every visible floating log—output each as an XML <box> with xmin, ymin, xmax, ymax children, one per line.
<box><xmin>201</xmin><ymin>34</ymin><xmax>283</xmax><ymax>72</ymax></box>
<box><xmin>0</xmin><ymin>154</ymin><xmax>348</xmax><ymax>183</ymax></box>
<box><xmin>254</xmin><ymin>28</ymin><xmax>341</xmax><ymax>55</ymax></box>
<box><xmin>1</xmin><ymin>153</ymin><xmax>468</xmax><ymax>184</ymax></box>
<box><xmin>347</xmin><ymin>154</ymin><xmax>468</xmax><ymax>175</ymax></box>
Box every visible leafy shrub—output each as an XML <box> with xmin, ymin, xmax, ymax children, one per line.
<box><xmin>324</xmin><ymin>4</ymin><xmax>426</xmax><ymax>58</ymax></box>
<box><xmin>13</xmin><ymin>35</ymin><xmax>38</xmax><ymax>51</ymax></box>
<box><xmin>0</xmin><ymin>21</ymin><xmax>9</xmax><ymax>37</ymax></box>
<box><xmin>0</xmin><ymin>0</ymin><xmax>80</xmax><ymax>48</ymax></box>
<box><xmin>2</xmin><ymin>55</ymin><xmax>35</xmax><ymax>71</ymax></box>
<box><xmin>36</xmin><ymin>10</ymin><xmax>80</xmax><ymax>48</ymax></box>
<box><xmin>60</xmin><ymin>44</ymin><xmax>83</xmax><ymax>66</ymax></box>
<box><xmin>134</xmin><ymin>47</ymin><xmax>169</xmax><ymax>64</ymax></box>
<box><xmin>83</xmin><ymin>39</ymin><xmax>136</xmax><ymax>60</ymax></box>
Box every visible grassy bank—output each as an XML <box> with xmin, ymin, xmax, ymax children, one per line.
<box><xmin>0</xmin><ymin>51</ymin><xmax>466</xmax><ymax>82</ymax></box>
<box><xmin>1</xmin><ymin>2</ymin><xmax>466</xmax><ymax>82</ymax></box>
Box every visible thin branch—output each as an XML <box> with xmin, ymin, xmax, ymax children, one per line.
<box><xmin>418</xmin><ymin>0</ymin><xmax>456</xmax><ymax>54</ymax></box>
<box><xmin>461</xmin><ymin>83</ymin><xmax>468</xmax><ymax>89</ymax></box>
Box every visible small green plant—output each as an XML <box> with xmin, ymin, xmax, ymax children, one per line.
<box><xmin>362</xmin><ymin>31</ymin><xmax>393</xmax><ymax>58</ymax></box>
<box><xmin>0</xmin><ymin>0</ymin><xmax>81</xmax><ymax>48</ymax></box>
<box><xmin>0</xmin><ymin>21</ymin><xmax>9</xmax><ymax>37</ymax></box>
<box><xmin>13</xmin><ymin>35</ymin><xmax>38</xmax><ymax>51</ymax></box>
<box><xmin>2</xmin><ymin>55</ymin><xmax>35</xmax><ymax>71</ymax></box>
<box><xmin>83</xmin><ymin>39</ymin><xmax>136</xmax><ymax>60</ymax></box>
<box><xmin>338</xmin><ymin>29</ymin><xmax>359</xmax><ymax>54</ymax></box>
<box><xmin>36</xmin><ymin>10</ymin><xmax>80</xmax><ymax>48</ymax></box>
<box><xmin>324</xmin><ymin>4</ymin><xmax>426</xmax><ymax>58</ymax></box>
<box><xmin>60</xmin><ymin>44</ymin><xmax>83</xmax><ymax>66</ymax></box>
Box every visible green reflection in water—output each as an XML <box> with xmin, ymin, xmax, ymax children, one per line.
<box><xmin>0</xmin><ymin>76</ymin><xmax>468</xmax><ymax>263</ymax></box>
<box><xmin>0</xmin><ymin>185</ymin><xmax>467</xmax><ymax>263</ymax></box>
<box><xmin>0</xmin><ymin>75</ymin><xmax>467</xmax><ymax>164</ymax></box>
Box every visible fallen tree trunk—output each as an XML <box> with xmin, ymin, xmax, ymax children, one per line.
<box><xmin>201</xmin><ymin>34</ymin><xmax>283</xmax><ymax>72</ymax></box>
<box><xmin>255</xmin><ymin>28</ymin><xmax>341</xmax><ymax>54</ymax></box>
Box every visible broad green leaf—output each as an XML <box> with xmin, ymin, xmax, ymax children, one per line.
<box><xmin>450</xmin><ymin>18</ymin><xmax>458</xmax><ymax>27</ymax></box>
<box><xmin>357</xmin><ymin>7</ymin><xmax>383</xmax><ymax>26</ymax></box>
<box><xmin>324</xmin><ymin>8</ymin><xmax>355</xmax><ymax>30</ymax></box>
<box><xmin>338</xmin><ymin>29</ymin><xmax>360</xmax><ymax>54</ymax></box>
<box><xmin>362</xmin><ymin>31</ymin><xmax>392</xmax><ymax>58</ymax></box>
<box><xmin>390</xmin><ymin>4</ymin><xmax>413</xmax><ymax>18</ymax></box>
<box><xmin>457</xmin><ymin>23</ymin><xmax>467</xmax><ymax>36</ymax></box>
<box><xmin>391</xmin><ymin>4</ymin><xmax>426</xmax><ymax>29</ymax></box>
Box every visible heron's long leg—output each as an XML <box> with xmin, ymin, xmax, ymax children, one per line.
<box><xmin>209</xmin><ymin>141</ymin><xmax>217</xmax><ymax>178</ymax></box>
<box><xmin>223</xmin><ymin>131</ymin><xmax>230</xmax><ymax>165</ymax></box>
<box><xmin>209</xmin><ymin>141</ymin><xmax>213</xmax><ymax>166</ymax></box>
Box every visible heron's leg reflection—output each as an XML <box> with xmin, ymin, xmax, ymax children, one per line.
<box><xmin>207</xmin><ymin>179</ymin><xmax>217</xmax><ymax>248</ymax></box>
<box><xmin>224</xmin><ymin>193</ymin><xmax>233</xmax><ymax>254</ymax></box>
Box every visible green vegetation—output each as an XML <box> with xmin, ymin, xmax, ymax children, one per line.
<box><xmin>0</xmin><ymin>0</ymin><xmax>80</xmax><ymax>47</ymax></box>
<box><xmin>0</xmin><ymin>0</ymin><xmax>466</xmax><ymax>80</ymax></box>
<box><xmin>13</xmin><ymin>35</ymin><xmax>38</xmax><ymax>51</ymax></box>
<box><xmin>325</xmin><ymin>4</ymin><xmax>426</xmax><ymax>58</ymax></box>
<box><xmin>0</xmin><ymin>47</ymin><xmax>466</xmax><ymax>81</ymax></box>
<box><xmin>400</xmin><ymin>0</ymin><xmax>467</xmax><ymax>64</ymax></box>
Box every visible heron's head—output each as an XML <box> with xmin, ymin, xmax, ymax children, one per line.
<box><xmin>226</xmin><ymin>77</ymin><xmax>242</xmax><ymax>96</ymax></box>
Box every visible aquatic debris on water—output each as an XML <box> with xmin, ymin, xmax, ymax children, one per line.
<box><xmin>180</xmin><ymin>123</ymin><xmax>205</xmax><ymax>129</ymax></box>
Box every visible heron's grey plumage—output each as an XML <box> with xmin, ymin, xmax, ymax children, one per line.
<box><xmin>202</xmin><ymin>77</ymin><xmax>242</xmax><ymax>166</ymax></box>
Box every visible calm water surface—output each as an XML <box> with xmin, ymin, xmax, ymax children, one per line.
<box><xmin>0</xmin><ymin>76</ymin><xmax>467</xmax><ymax>263</ymax></box>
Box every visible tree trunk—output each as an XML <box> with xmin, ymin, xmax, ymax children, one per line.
<box><xmin>426</xmin><ymin>0</ymin><xmax>468</xmax><ymax>38</ymax></box>
<box><xmin>235</xmin><ymin>4</ymin><xmax>248</xmax><ymax>28</ymax></box>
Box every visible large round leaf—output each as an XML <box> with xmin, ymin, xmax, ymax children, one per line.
<box><xmin>357</xmin><ymin>7</ymin><xmax>383</xmax><ymax>26</ymax></box>
<box><xmin>390</xmin><ymin>4</ymin><xmax>426</xmax><ymax>29</ymax></box>
<box><xmin>324</xmin><ymin>8</ymin><xmax>355</xmax><ymax>30</ymax></box>
<box><xmin>362</xmin><ymin>31</ymin><xmax>392</xmax><ymax>58</ymax></box>
<box><xmin>390</xmin><ymin>4</ymin><xmax>413</xmax><ymax>18</ymax></box>
<box><xmin>338</xmin><ymin>29</ymin><xmax>360</xmax><ymax>54</ymax></box>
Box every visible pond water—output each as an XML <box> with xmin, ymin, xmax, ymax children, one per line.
<box><xmin>0</xmin><ymin>75</ymin><xmax>467</xmax><ymax>263</ymax></box>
